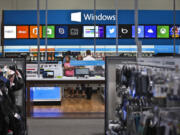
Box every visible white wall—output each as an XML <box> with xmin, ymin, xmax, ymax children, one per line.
<box><xmin>0</xmin><ymin>0</ymin><xmax>11</xmax><ymax>10</ymax></box>
<box><xmin>0</xmin><ymin>0</ymin><xmax>180</xmax><ymax>10</ymax></box>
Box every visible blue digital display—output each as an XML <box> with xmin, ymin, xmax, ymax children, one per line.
<box><xmin>3</xmin><ymin>10</ymin><xmax>180</xmax><ymax>47</ymax></box>
<box><xmin>132</xmin><ymin>26</ymin><xmax>144</xmax><ymax>38</ymax></box>
<box><xmin>55</xmin><ymin>26</ymin><xmax>68</xmax><ymax>38</ymax></box>
<box><xmin>106</xmin><ymin>26</ymin><xmax>116</xmax><ymax>38</ymax></box>
<box><xmin>30</xmin><ymin>87</ymin><xmax>61</xmax><ymax>101</ymax></box>
<box><xmin>70</xmin><ymin>60</ymin><xmax>105</xmax><ymax>66</ymax></box>
<box><xmin>154</xmin><ymin>45</ymin><xmax>179</xmax><ymax>54</ymax></box>
<box><xmin>145</xmin><ymin>26</ymin><xmax>157</xmax><ymax>38</ymax></box>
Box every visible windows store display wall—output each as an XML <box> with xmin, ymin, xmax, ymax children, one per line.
<box><xmin>3</xmin><ymin>10</ymin><xmax>180</xmax><ymax>53</ymax></box>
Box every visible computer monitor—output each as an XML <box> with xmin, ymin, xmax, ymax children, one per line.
<box><xmin>75</xmin><ymin>68</ymin><xmax>89</xmax><ymax>77</ymax></box>
<box><xmin>43</xmin><ymin>71</ymin><xmax>54</xmax><ymax>78</ymax></box>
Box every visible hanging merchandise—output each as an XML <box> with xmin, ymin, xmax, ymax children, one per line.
<box><xmin>0</xmin><ymin>58</ymin><xmax>27</xmax><ymax>135</ymax></box>
<box><xmin>105</xmin><ymin>57</ymin><xmax>180</xmax><ymax>135</ymax></box>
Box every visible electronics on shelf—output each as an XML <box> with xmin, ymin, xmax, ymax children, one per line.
<box><xmin>75</xmin><ymin>68</ymin><xmax>89</xmax><ymax>77</ymax></box>
<box><xmin>43</xmin><ymin>71</ymin><xmax>54</xmax><ymax>78</ymax></box>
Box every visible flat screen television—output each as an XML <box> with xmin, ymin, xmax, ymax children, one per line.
<box><xmin>30</xmin><ymin>87</ymin><xmax>61</xmax><ymax>102</ymax></box>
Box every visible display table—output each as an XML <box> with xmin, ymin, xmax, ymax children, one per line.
<box><xmin>27</xmin><ymin>76</ymin><xmax>105</xmax><ymax>82</ymax></box>
<box><xmin>26</xmin><ymin>76</ymin><xmax>105</xmax><ymax>117</ymax></box>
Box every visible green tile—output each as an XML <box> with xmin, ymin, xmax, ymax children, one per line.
<box><xmin>43</xmin><ymin>26</ymin><xmax>55</xmax><ymax>38</ymax></box>
<box><xmin>157</xmin><ymin>26</ymin><xmax>169</xmax><ymax>38</ymax></box>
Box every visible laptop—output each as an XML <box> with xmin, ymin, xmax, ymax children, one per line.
<box><xmin>75</xmin><ymin>68</ymin><xmax>89</xmax><ymax>77</ymax></box>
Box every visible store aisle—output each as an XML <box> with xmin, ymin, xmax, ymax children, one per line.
<box><xmin>27</xmin><ymin>118</ymin><xmax>104</xmax><ymax>135</ymax></box>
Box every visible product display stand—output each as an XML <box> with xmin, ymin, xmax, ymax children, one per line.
<box><xmin>105</xmin><ymin>56</ymin><xmax>136</xmax><ymax>131</ymax></box>
<box><xmin>0</xmin><ymin>57</ymin><xmax>27</xmax><ymax>135</ymax></box>
<box><xmin>105</xmin><ymin>56</ymin><xmax>180</xmax><ymax>135</ymax></box>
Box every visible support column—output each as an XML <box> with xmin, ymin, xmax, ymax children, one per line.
<box><xmin>115</xmin><ymin>0</ymin><xmax>119</xmax><ymax>56</ymax></box>
<box><xmin>45</xmin><ymin>0</ymin><xmax>48</xmax><ymax>61</ymax></box>
<box><xmin>94</xmin><ymin>0</ymin><xmax>96</xmax><ymax>56</ymax></box>
<box><xmin>37</xmin><ymin>0</ymin><xmax>40</xmax><ymax>77</ymax></box>
<box><xmin>135</xmin><ymin>0</ymin><xmax>142</xmax><ymax>58</ymax></box>
<box><xmin>173</xmin><ymin>0</ymin><xmax>176</xmax><ymax>56</ymax></box>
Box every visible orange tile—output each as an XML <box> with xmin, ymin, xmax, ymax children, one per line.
<box><xmin>30</xmin><ymin>26</ymin><xmax>42</xmax><ymax>38</ymax></box>
<box><xmin>17</xmin><ymin>26</ymin><xmax>29</xmax><ymax>39</ymax></box>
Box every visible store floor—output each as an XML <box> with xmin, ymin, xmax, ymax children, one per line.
<box><xmin>27</xmin><ymin>118</ymin><xmax>104</xmax><ymax>135</ymax></box>
<box><xmin>32</xmin><ymin>93</ymin><xmax>105</xmax><ymax>118</ymax></box>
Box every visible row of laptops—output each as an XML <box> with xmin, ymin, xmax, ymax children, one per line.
<box><xmin>43</xmin><ymin>68</ymin><xmax>90</xmax><ymax>78</ymax></box>
<box><xmin>43</xmin><ymin>66</ymin><xmax>104</xmax><ymax>78</ymax></box>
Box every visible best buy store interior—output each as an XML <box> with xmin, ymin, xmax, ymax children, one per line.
<box><xmin>0</xmin><ymin>0</ymin><xmax>180</xmax><ymax>135</ymax></box>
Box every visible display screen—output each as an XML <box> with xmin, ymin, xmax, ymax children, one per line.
<box><xmin>68</xmin><ymin>25</ymin><xmax>82</xmax><ymax>38</ymax></box>
<box><xmin>4</xmin><ymin>26</ymin><xmax>16</xmax><ymax>39</ymax></box>
<box><xmin>83</xmin><ymin>26</ymin><xmax>104</xmax><ymax>38</ymax></box>
<box><xmin>16</xmin><ymin>26</ymin><xmax>29</xmax><ymax>39</ymax></box>
<box><xmin>106</xmin><ymin>26</ymin><xmax>116</xmax><ymax>38</ymax></box>
<box><xmin>119</xmin><ymin>25</ymin><xmax>132</xmax><ymax>38</ymax></box>
<box><xmin>43</xmin><ymin>26</ymin><xmax>55</xmax><ymax>38</ymax></box>
<box><xmin>75</xmin><ymin>68</ymin><xmax>89</xmax><ymax>76</ymax></box>
<box><xmin>47</xmin><ymin>71</ymin><xmax>54</xmax><ymax>76</ymax></box>
<box><xmin>30</xmin><ymin>87</ymin><xmax>61</xmax><ymax>101</ymax></box>
<box><xmin>30</xmin><ymin>26</ymin><xmax>42</xmax><ymax>38</ymax></box>
<box><xmin>70</xmin><ymin>60</ymin><xmax>105</xmax><ymax>66</ymax></box>
<box><xmin>55</xmin><ymin>26</ymin><xmax>68</xmax><ymax>38</ymax></box>
<box><xmin>43</xmin><ymin>71</ymin><xmax>54</xmax><ymax>78</ymax></box>
<box><xmin>170</xmin><ymin>26</ymin><xmax>180</xmax><ymax>38</ymax></box>
<box><xmin>132</xmin><ymin>26</ymin><xmax>144</xmax><ymax>38</ymax></box>
<box><xmin>157</xmin><ymin>25</ymin><xmax>169</xmax><ymax>38</ymax></box>
<box><xmin>144</xmin><ymin>26</ymin><xmax>157</xmax><ymax>38</ymax></box>
<box><xmin>4</xmin><ymin>24</ymin><xmax>178</xmax><ymax>39</ymax></box>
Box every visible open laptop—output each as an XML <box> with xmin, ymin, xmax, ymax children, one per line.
<box><xmin>75</xmin><ymin>68</ymin><xmax>89</xmax><ymax>77</ymax></box>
